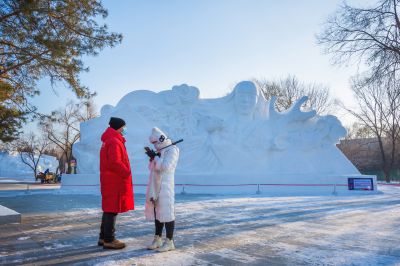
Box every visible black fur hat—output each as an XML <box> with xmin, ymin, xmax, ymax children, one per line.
<box><xmin>109</xmin><ymin>117</ymin><xmax>126</xmax><ymax>130</ymax></box>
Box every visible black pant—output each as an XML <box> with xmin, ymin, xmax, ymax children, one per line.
<box><xmin>99</xmin><ymin>212</ymin><xmax>117</xmax><ymax>242</ymax></box>
<box><xmin>155</xmin><ymin>219</ymin><xmax>175</xmax><ymax>240</ymax></box>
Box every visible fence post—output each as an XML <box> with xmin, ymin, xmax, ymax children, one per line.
<box><xmin>256</xmin><ymin>184</ymin><xmax>261</xmax><ymax>194</ymax></box>
<box><xmin>181</xmin><ymin>185</ymin><xmax>187</xmax><ymax>195</ymax></box>
<box><xmin>332</xmin><ymin>184</ymin><xmax>337</xmax><ymax>196</ymax></box>
<box><xmin>25</xmin><ymin>184</ymin><xmax>30</xmax><ymax>194</ymax></box>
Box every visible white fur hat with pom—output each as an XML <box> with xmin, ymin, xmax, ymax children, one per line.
<box><xmin>149</xmin><ymin>127</ymin><xmax>171</xmax><ymax>149</ymax></box>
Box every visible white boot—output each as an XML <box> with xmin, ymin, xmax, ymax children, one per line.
<box><xmin>158</xmin><ymin>238</ymin><xmax>175</xmax><ymax>252</ymax></box>
<box><xmin>147</xmin><ymin>235</ymin><xmax>163</xmax><ymax>250</ymax></box>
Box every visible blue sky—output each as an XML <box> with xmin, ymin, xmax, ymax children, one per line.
<box><xmin>31</xmin><ymin>0</ymin><xmax>365</xmax><ymax>127</ymax></box>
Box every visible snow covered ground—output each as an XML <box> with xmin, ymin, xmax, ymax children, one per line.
<box><xmin>0</xmin><ymin>185</ymin><xmax>399</xmax><ymax>265</ymax></box>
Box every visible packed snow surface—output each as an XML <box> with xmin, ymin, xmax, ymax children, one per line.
<box><xmin>0</xmin><ymin>185</ymin><xmax>398</xmax><ymax>265</ymax></box>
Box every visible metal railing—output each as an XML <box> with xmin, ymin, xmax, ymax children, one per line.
<box><xmin>61</xmin><ymin>183</ymin><xmax>350</xmax><ymax>195</ymax></box>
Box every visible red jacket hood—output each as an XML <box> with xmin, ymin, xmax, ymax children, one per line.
<box><xmin>101</xmin><ymin>127</ymin><xmax>126</xmax><ymax>143</ymax></box>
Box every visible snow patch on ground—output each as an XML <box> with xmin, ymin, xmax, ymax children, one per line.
<box><xmin>44</xmin><ymin>243</ymin><xmax>72</xmax><ymax>250</ymax></box>
<box><xmin>17</xmin><ymin>236</ymin><xmax>30</xmax><ymax>241</ymax></box>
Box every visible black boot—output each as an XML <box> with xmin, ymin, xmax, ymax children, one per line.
<box><xmin>98</xmin><ymin>212</ymin><xmax>106</xmax><ymax>246</ymax></box>
<box><xmin>103</xmin><ymin>212</ymin><xmax>117</xmax><ymax>243</ymax></box>
<box><xmin>99</xmin><ymin>212</ymin><xmax>123</xmax><ymax>247</ymax></box>
<box><xmin>102</xmin><ymin>212</ymin><xmax>125</xmax><ymax>249</ymax></box>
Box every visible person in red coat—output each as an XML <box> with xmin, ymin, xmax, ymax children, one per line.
<box><xmin>98</xmin><ymin>117</ymin><xmax>134</xmax><ymax>249</ymax></box>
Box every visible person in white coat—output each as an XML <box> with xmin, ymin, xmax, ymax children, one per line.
<box><xmin>145</xmin><ymin>127</ymin><xmax>180</xmax><ymax>252</ymax></box>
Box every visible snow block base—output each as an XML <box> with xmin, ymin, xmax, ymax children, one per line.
<box><xmin>0</xmin><ymin>205</ymin><xmax>21</xmax><ymax>224</ymax></box>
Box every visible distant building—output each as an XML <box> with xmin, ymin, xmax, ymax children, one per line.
<box><xmin>336</xmin><ymin>138</ymin><xmax>400</xmax><ymax>173</ymax></box>
<box><xmin>337</xmin><ymin>138</ymin><xmax>383</xmax><ymax>172</ymax></box>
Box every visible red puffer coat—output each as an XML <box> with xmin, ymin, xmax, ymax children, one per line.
<box><xmin>100</xmin><ymin>127</ymin><xmax>134</xmax><ymax>213</ymax></box>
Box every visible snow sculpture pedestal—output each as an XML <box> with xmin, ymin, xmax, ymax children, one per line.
<box><xmin>63</xmin><ymin>81</ymin><xmax>378</xmax><ymax>195</ymax></box>
<box><xmin>0</xmin><ymin>205</ymin><xmax>21</xmax><ymax>225</ymax></box>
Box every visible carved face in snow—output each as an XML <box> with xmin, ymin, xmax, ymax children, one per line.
<box><xmin>233</xmin><ymin>81</ymin><xmax>258</xmax><ymax>116</ymax></box>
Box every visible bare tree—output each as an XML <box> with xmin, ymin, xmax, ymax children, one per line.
<box><xmin>74</xmin><ymin>98</ymin><xmax>97</xmax><ymax>122</ymax></box>
<box><xmin>318</xmin><ymin>0</ymin><xmax>400</xmax><ymax>182</ymax></box>
<box><xmin>40</xmin><ymin>100</ymin><xmax>98</xmax><ymax>174</ymax></box>
<box><xmin>345</xmin><ymin>122</ymin><xmax>375</xmax><ymax>139</ymax></box>
<box><xmin>338</xmin><ymin>78</ymin><xmax>400</xmax><ymax>182</ymax></box>
<box><xmin>338</xmin><ymin>123</ymin><xmax>380</xmax><ymax>171</ymax></box>
<box><xmin>14</xmin><ymin>133</ymin><xmax>49</xmax><ymax>179</ymax></box>
<box><xmin>254</xmin><ymin>75</ymin><xmax>335</xmax><ymax>115</ymax></box>
<box><xmin>253</xmin><ymin>78</ymin><xmax>282</xmax><ymax>102</ymax></box>
<box><xmin>317</xmin><ymin>0</ymin><xmax>400</xmax><ymax>85</ymax></box>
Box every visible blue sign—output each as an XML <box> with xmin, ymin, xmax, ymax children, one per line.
<box><xmin>348</xmin><ymin>178</ymin><xmax>374</xmax><ymax>191</ymax></box>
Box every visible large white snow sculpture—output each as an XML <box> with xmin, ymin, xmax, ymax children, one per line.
<box><xmin>0</xmin><ymin>151</ymin><xmax>58</xmax><ymax>179</ymax></box>
<box><xmin>69</xmin><ymin>81</ymin><xmax>375</xmax><ymax>194</ymax></box>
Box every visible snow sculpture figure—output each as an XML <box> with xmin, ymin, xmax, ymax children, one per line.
<box><xmin>224</xmin><ymin>81</ymin><xmax>265</xmax><ymax>144</ymax></box>
<box><xmin>73</xmin><ymin>80</ymin><xmax>359</xmax><ymax>179</ymax></box>
<box><xmin>73</xmin><ymin>104</ymin><xmax>115</xmax><ymax>174</ymax></box>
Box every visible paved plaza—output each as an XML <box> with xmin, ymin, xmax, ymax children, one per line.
<box><xmin>0</xmin><ymin>186</ymin><xmax>399</xmax><ymax>265</ymax></box>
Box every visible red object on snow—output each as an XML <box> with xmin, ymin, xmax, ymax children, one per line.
<box><xmin>100</xmin><ymin>127</ymin><xmax>134</xmax><ymax>213</ymax></box>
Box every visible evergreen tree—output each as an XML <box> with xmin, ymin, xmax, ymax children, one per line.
<box><xmin>0</xmin><ymin>0</ymin><xmax>122</xmax><ymax>141</ymax></box>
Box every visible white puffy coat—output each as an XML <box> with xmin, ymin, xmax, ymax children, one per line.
<box><xmin>145</xmin><ymin>145</ymin><xmax>179</xmax><ymax>222</ymax></box>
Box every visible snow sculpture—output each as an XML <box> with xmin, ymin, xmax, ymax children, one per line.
<box><xmin>0</xmin><ymin>152</ymin><xmax>58</xmax><ymax>179</ymax></box>
<box><xmin>73</xmin><ymin>80</ymin><xmax>360</xmax><ymax>180</ymax></box>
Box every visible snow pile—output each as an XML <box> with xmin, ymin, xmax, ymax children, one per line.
<box><xmin>17</xmin><ymin>236</ymin><xmax>30</xmax><ymax>241</ymax></box>
<box><xmin>0</xmin><ymin>151</ymin><xmax>58</xmax><ymax>179</ymax></box>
